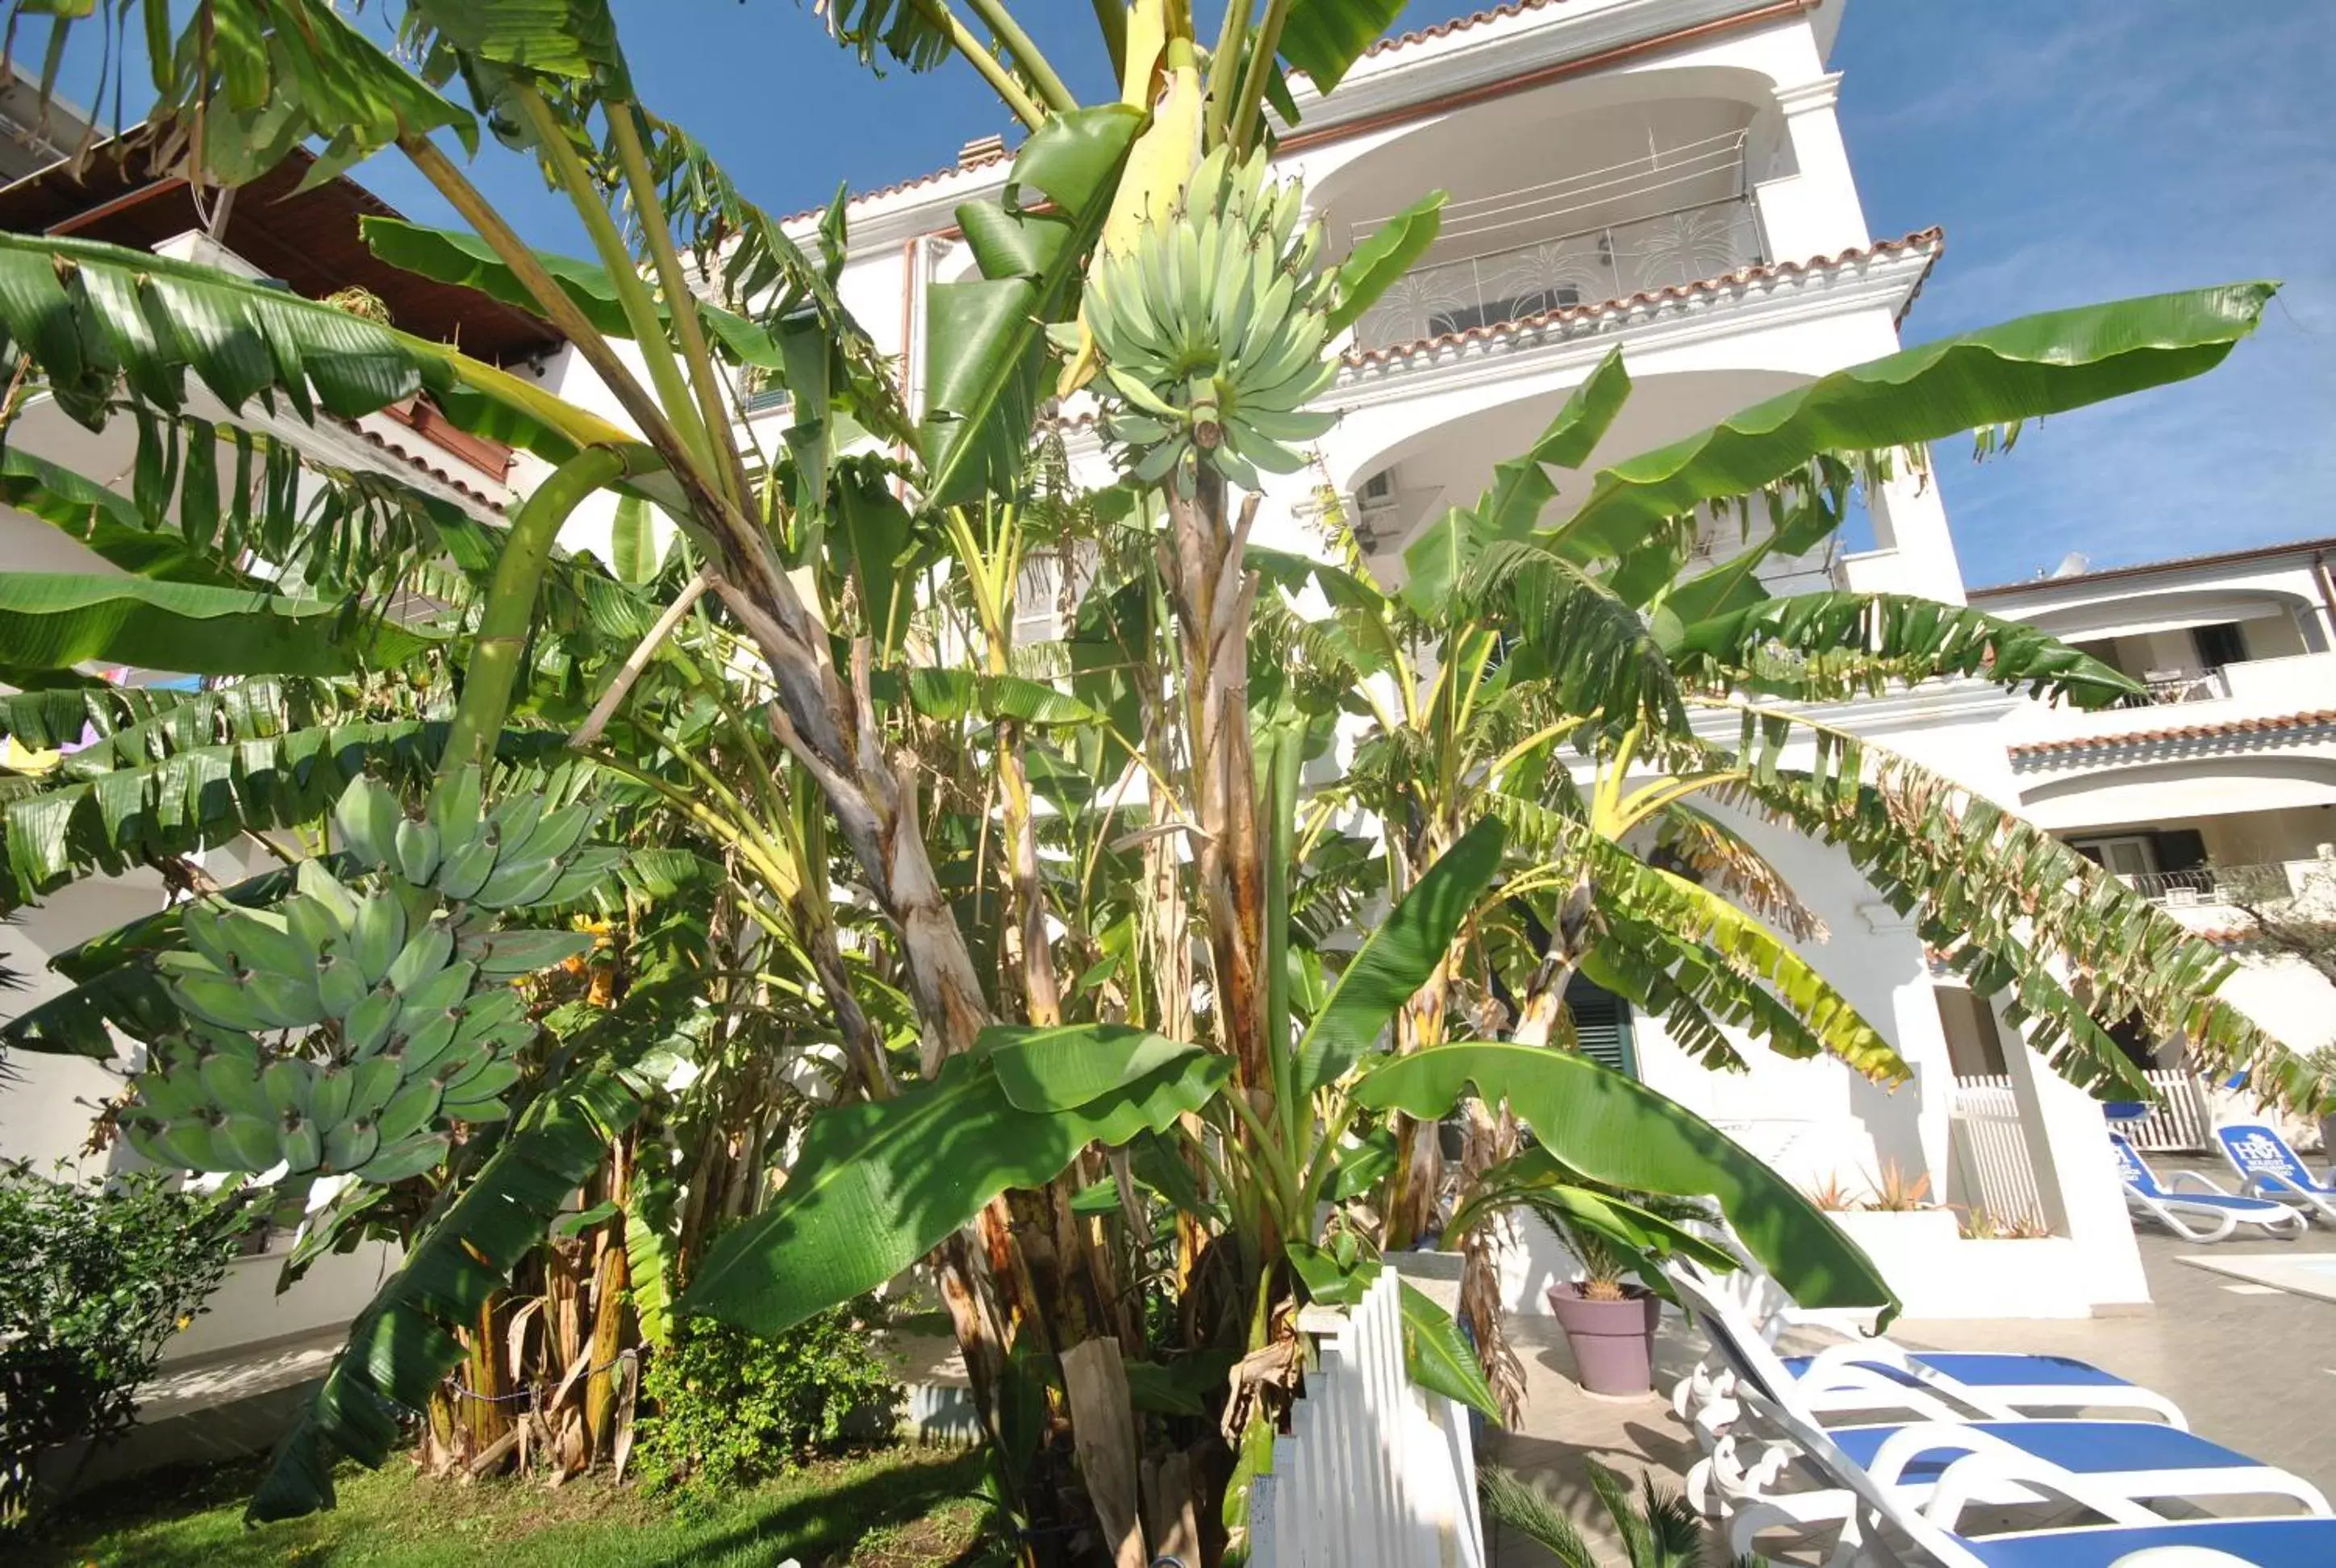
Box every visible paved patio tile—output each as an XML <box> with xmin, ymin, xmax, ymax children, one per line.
<box><xmin>1483</xmin><ymin>1227</ymin><xmax>2336</xmax><ymax>1566</ymax></box>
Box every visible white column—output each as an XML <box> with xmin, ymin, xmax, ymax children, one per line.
<box><xmin>1750</xmin><ymin>74</ymin><xmax>1871</xmax><ymax>261</ymax></box>
<box><xmin>1993</xmin><ymin>998</ymin><xmax>2153</xmax><ymax>1310</ymax></box>
<box><xmin>1857</xmin><ymin>906</ymin><xmax>1959</xmax><ymax>1194</ymax></box>
<box><xmin>1858</xmin><ymin>468</ymin><xmax>1969</xmax><ymax>607</ymax></box>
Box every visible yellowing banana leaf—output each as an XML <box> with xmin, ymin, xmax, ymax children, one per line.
<box><xmin>248</xmin><ymin>1071</ymin><xmax>640</xmax><ymax>1522</ymax></box>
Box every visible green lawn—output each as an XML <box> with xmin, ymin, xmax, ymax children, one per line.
<box><xmin>19</xmin><ymin>1445</ymin><xmax>1011</xmax><ymax>1568</ymax></box>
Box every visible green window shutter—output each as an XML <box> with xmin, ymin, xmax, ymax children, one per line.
<box><xmin>1566</xmin><ymin>980</ymin><xmax>1637</xmax><ymax>1079</ymax></box>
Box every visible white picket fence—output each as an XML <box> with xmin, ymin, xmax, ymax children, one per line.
<box><xmin>1247</xmin><ymin>1267</ymin><xmax>1485</xmax><ymax>1568</ymax></box>
<box><xmin>1950</xmin><ymin>1069</ymin><xmax>2219</xmax><ymax>1228</ymax></box>
<box><xmin>1949</xmin><ymin>1076</ymin><xmax>2051</xmax><ymax>1228</ymax></box>
<box><xmin>2117</xmin><ymin>1069</ymin><xmax>2216</xmax><ymax>1152</ymax></box>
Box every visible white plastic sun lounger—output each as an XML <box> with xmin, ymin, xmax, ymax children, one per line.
<box><xmin>2215</xmin><ymin>1121</ymin><xmax>2336</xmax><ymax>1225</ymax></box>
<box><xmin>1721</xmin><ymin>1382</ymin><xmax>2335</xmax><ymax>1568</ymax></box>
<box><xmin>2113</xmin><ymin>1131</ymin><xmax>2307</xmax><ymax>1242</ymax></box>
<box><xmin>1665</xmin><ymin>1256</ymin><xmax>2187</xmax><ymax>1439</ymax></box>
<box><xmin>1662</xmin><ymin>1262</ymin><xmax>2272</xmax><ymax>1529</ymax></box>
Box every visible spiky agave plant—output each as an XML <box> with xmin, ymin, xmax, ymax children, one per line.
<box><xmin>121</xmin><ymin>769</ymin><xmax>620</xmax><ymax>1184</ymax></box>
<box><xmin>1077</xmin><ymin>145</ymin><xmax>1340</xmax><ymax>493</ymax></box>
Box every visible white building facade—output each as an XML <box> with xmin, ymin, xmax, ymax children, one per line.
<box><xmin>6</xmin><ymin>0</ymin><xmax>2333</xmax><ymax>1386</ymax></box>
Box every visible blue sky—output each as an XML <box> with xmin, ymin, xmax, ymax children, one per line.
<box><xmin>33</xmin><ymin>2</ymin><xmax>2336</xmax><ymax>588</ymax></box>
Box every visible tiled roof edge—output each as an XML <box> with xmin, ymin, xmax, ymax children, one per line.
<box><xmin>1340</xmin><ymin>226</ymin><xmax>1944</xmax><ymax>369</ymax></box>
<box><xmin>2009</xmin><ymin>708</ymin><xmax>2336</xmax><ymax>760</ymax></box>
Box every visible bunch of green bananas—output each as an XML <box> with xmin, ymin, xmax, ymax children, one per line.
<box><xmin>119</xmin><ymin>770</ymin><xmax>621</xmax><ymax>1183</ymax></box>
<box><xmin>1074</xmin><ymin>144</ymin><xmax>1341</xmax><ymax>494</ymax></box>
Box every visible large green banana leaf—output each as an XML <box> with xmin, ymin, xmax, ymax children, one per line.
<box><xmin>920</xmin><ymin>106</ymin><xmax>1142</xmax><ymax>508</ymax></box>
<box><xmin>0</xmin><ymin>231</ymin><xmax>631</xmax><ymax>465</ymax></box>
<box><xmin>0</xmin><ymin>573</ymin><xmax>436</xmax><ymax>677</ymax></box>
<box><xmin>680</xmin><ymin>1032</ymin><xmax>1228</xmax><ymax>1337</ymax></box>
<box><xmin>247</xmin><ymin>1070</ymin><xmax>640</xmax><ymax>1522</ymax></box>
<box><xmin>1278</xmin><ymin>0</ymin><xmax>1409</xmax><ymax>94</ymax></box>
<box><xmin>887</xmin><ymin>668</ymin><xmax>1103</xmax><ymax>728</ymax></box>
<box><xmin>5</xmin><ymin>428</ymin><xmax>476</xmax><ymax>603</ymax></box>
<box><xmin>0</xmin><ymin>446</ymin><xmax>246</xmax><ymax>586</ymax></box>
<box><xmin>1357</xmin><ymin>1043</ymin><xmax>1895</xmax><ymax>1320</ymax></box>
<box><xmin>0</xmin><ymin>675</ymin><xmax>321</xmax><ymax>751</ymax></box>
<box><xmin>1291</xmin><ymin>817</ymin><xmax>1506</xmax><ymax>1096</ymax></box>
<box><xmin>822</xmin><ymin>0</ymin><xmax>956</xmax><ymax>71</ymax></box>
<box><xmin>30</xmin><ymin>0</ymin><xmax>478</xmax><ymax>194</ymax></box>
<box><xmin>1456</xmin><ymin>537</ymin><xmax>1687</xmax><ymax>736</ymax></box>
<box><xmin>1666</xmin><ymin>591</ymin><xmax>2140</xmax><ymax>709</ymax></box>
<box><xmin>1552</xmin><ymin>283</ymin><xmax>2278</xmax><ymax>605</ymax></box>
<box><xmin>1284</xmin><ymin>1245</ymin><xmax>1503</xmax><ymax>1420</ymax></box>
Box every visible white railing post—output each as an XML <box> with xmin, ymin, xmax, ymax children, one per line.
<box><xmin>1246</xmin><ymin>1266</ymin><xmax>1482</xmax><ymax>1568</ymax></box>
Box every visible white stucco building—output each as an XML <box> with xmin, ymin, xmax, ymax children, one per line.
<box><xmin>4</xmin><ymin>0</ymin><xmax>2333</xmax><ymax>1398</ymax></box>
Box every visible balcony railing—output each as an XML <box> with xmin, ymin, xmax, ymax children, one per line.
<box><xmin>1348</xmin><ymin>194</ymin><xmax>1765</xmax><ymax>353</ymax></box>
<box><xmin>2112</xmin><ymin>666</ymin><xmax>2230</xmax><ymax>708</ymax></box>
<box><xmin>2121</xmin><ymin>860</ymin><xmax>2326</xmax><ymax>907</ymax></box>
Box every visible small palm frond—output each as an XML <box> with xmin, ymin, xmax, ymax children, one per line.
<box><xmin>1479</xmin><ymin>1466</ymin><xmax>1596</xmax><ymax>1568</ymax></box>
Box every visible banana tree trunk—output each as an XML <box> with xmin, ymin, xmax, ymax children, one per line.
<box><xmin>1160</xmin><ymin>471</ymin><xmax>1270</xmax><ymax>1095</ymax></box>
<box><xmin>995</xmin><ymin>718</ymin><xmax>1065</xmax><ymax>1026</ymax></box>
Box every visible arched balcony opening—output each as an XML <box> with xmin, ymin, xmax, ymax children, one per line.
<box><xmin>1308</xmin><ymin>72</ymin><xmax>1782</xmax><ymax>357</ymax></box>
<box><xmin>1333</xmin><ymin>365</ymin><xmax>1830</xmax><ymax>592</ymax></box>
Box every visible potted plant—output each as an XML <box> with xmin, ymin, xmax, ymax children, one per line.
<box><xmin>1543</xmin><ymin>1224</ymin><xmax>1665</xmax><ymax>1396</ymax></box>
<box><xmin>1449</xmin><ymin>1153</ymin><xmax>1729</xmax><ymax>1398</ymax></box>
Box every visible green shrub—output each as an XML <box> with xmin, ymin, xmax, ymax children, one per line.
<box><xmin>0</xmin><ymin>1162</ymin><xmax>246</xmax><ymax>1520</ymax></box>
<box><xmin>635</xmin><ymin>1298</ymin><xmax>903</xmax><ymax>1495</ymax></box>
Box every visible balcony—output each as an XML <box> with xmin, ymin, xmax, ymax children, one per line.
<box><xmin>1343</xmin><ymin>126</ymin><xmax>1763</xmax><ymax>356</ymax></box>
<box><xmin>2010</xmin><ymin>651</ymin><xmax>2336</xmax><ymax>761</ymax></box>
<box><xmin>1349</xmin><ymin>195</ymin><xmax>1765</xmax><ymax>354</ymax></box>
<box><xmin>2121</xmin><ymin>860</ymin><xmax>2317</xmax><ymax>908</ymax></box>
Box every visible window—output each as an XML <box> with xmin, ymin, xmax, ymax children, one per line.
<box><xmin>1565</xmin><ymin>979</ymin><xmax>1637</xmax><ymax>1078</ymax></box>
<box><xmin>2192</xmin><ymin>621</ymin><xmax>2249</xmax><ymax>669</ymax></box>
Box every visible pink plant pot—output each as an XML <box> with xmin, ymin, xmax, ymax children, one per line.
<box><xmin>1546</xmin><ymin>1282</ymin><xmax>1661</xmax><ymax>1395</ymax></box>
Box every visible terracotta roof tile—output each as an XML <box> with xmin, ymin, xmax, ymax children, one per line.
<box><xmin>2009</xmin><ymin>708</ymin><xmax>2336</xmax><ymax>761</ymax></box>
<box><xmin>1358</xmin><ymin>0</ymin><xmax>1575</xmax><ymax>62</ymax></box>
<box><xmin>781</xmin><ymin>144</ymin><xmax>1011</xmax><ymax>227</ymax></box>
<box><xmin>336</xmin><ymin>417</ymin><xmax>508</xmax><ymax>515</ymax></box>
<box><xmin>1339</xmin><ymin>227</ymin><xmax>1946</xmax><ymax>369</ymax></box>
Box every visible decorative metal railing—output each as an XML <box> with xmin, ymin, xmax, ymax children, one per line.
<box><xmin>1347</xmin><ymin>194</ymin><xmax>1765</xmax><ymax>352</ymax></box>
<box><xmin>2122</xmin><ymin>861</ymin><xmax>2294</xmax><ymax>905</ymax></box>
<box><xmin>2111</xmin><ymin>666</ymin><xmax>2230</xmax><ymax>708</ymax></box>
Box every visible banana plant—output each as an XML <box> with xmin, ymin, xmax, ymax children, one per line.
<box><xmin>3</xmin><ymin>1</ymin><xmax>2330</xmax><ymax>1554</ymax></box>
<box><xmin>681</xmin><ymin>814</ymin><xmax>1895</xmax><ymax>1390</ymax></box>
